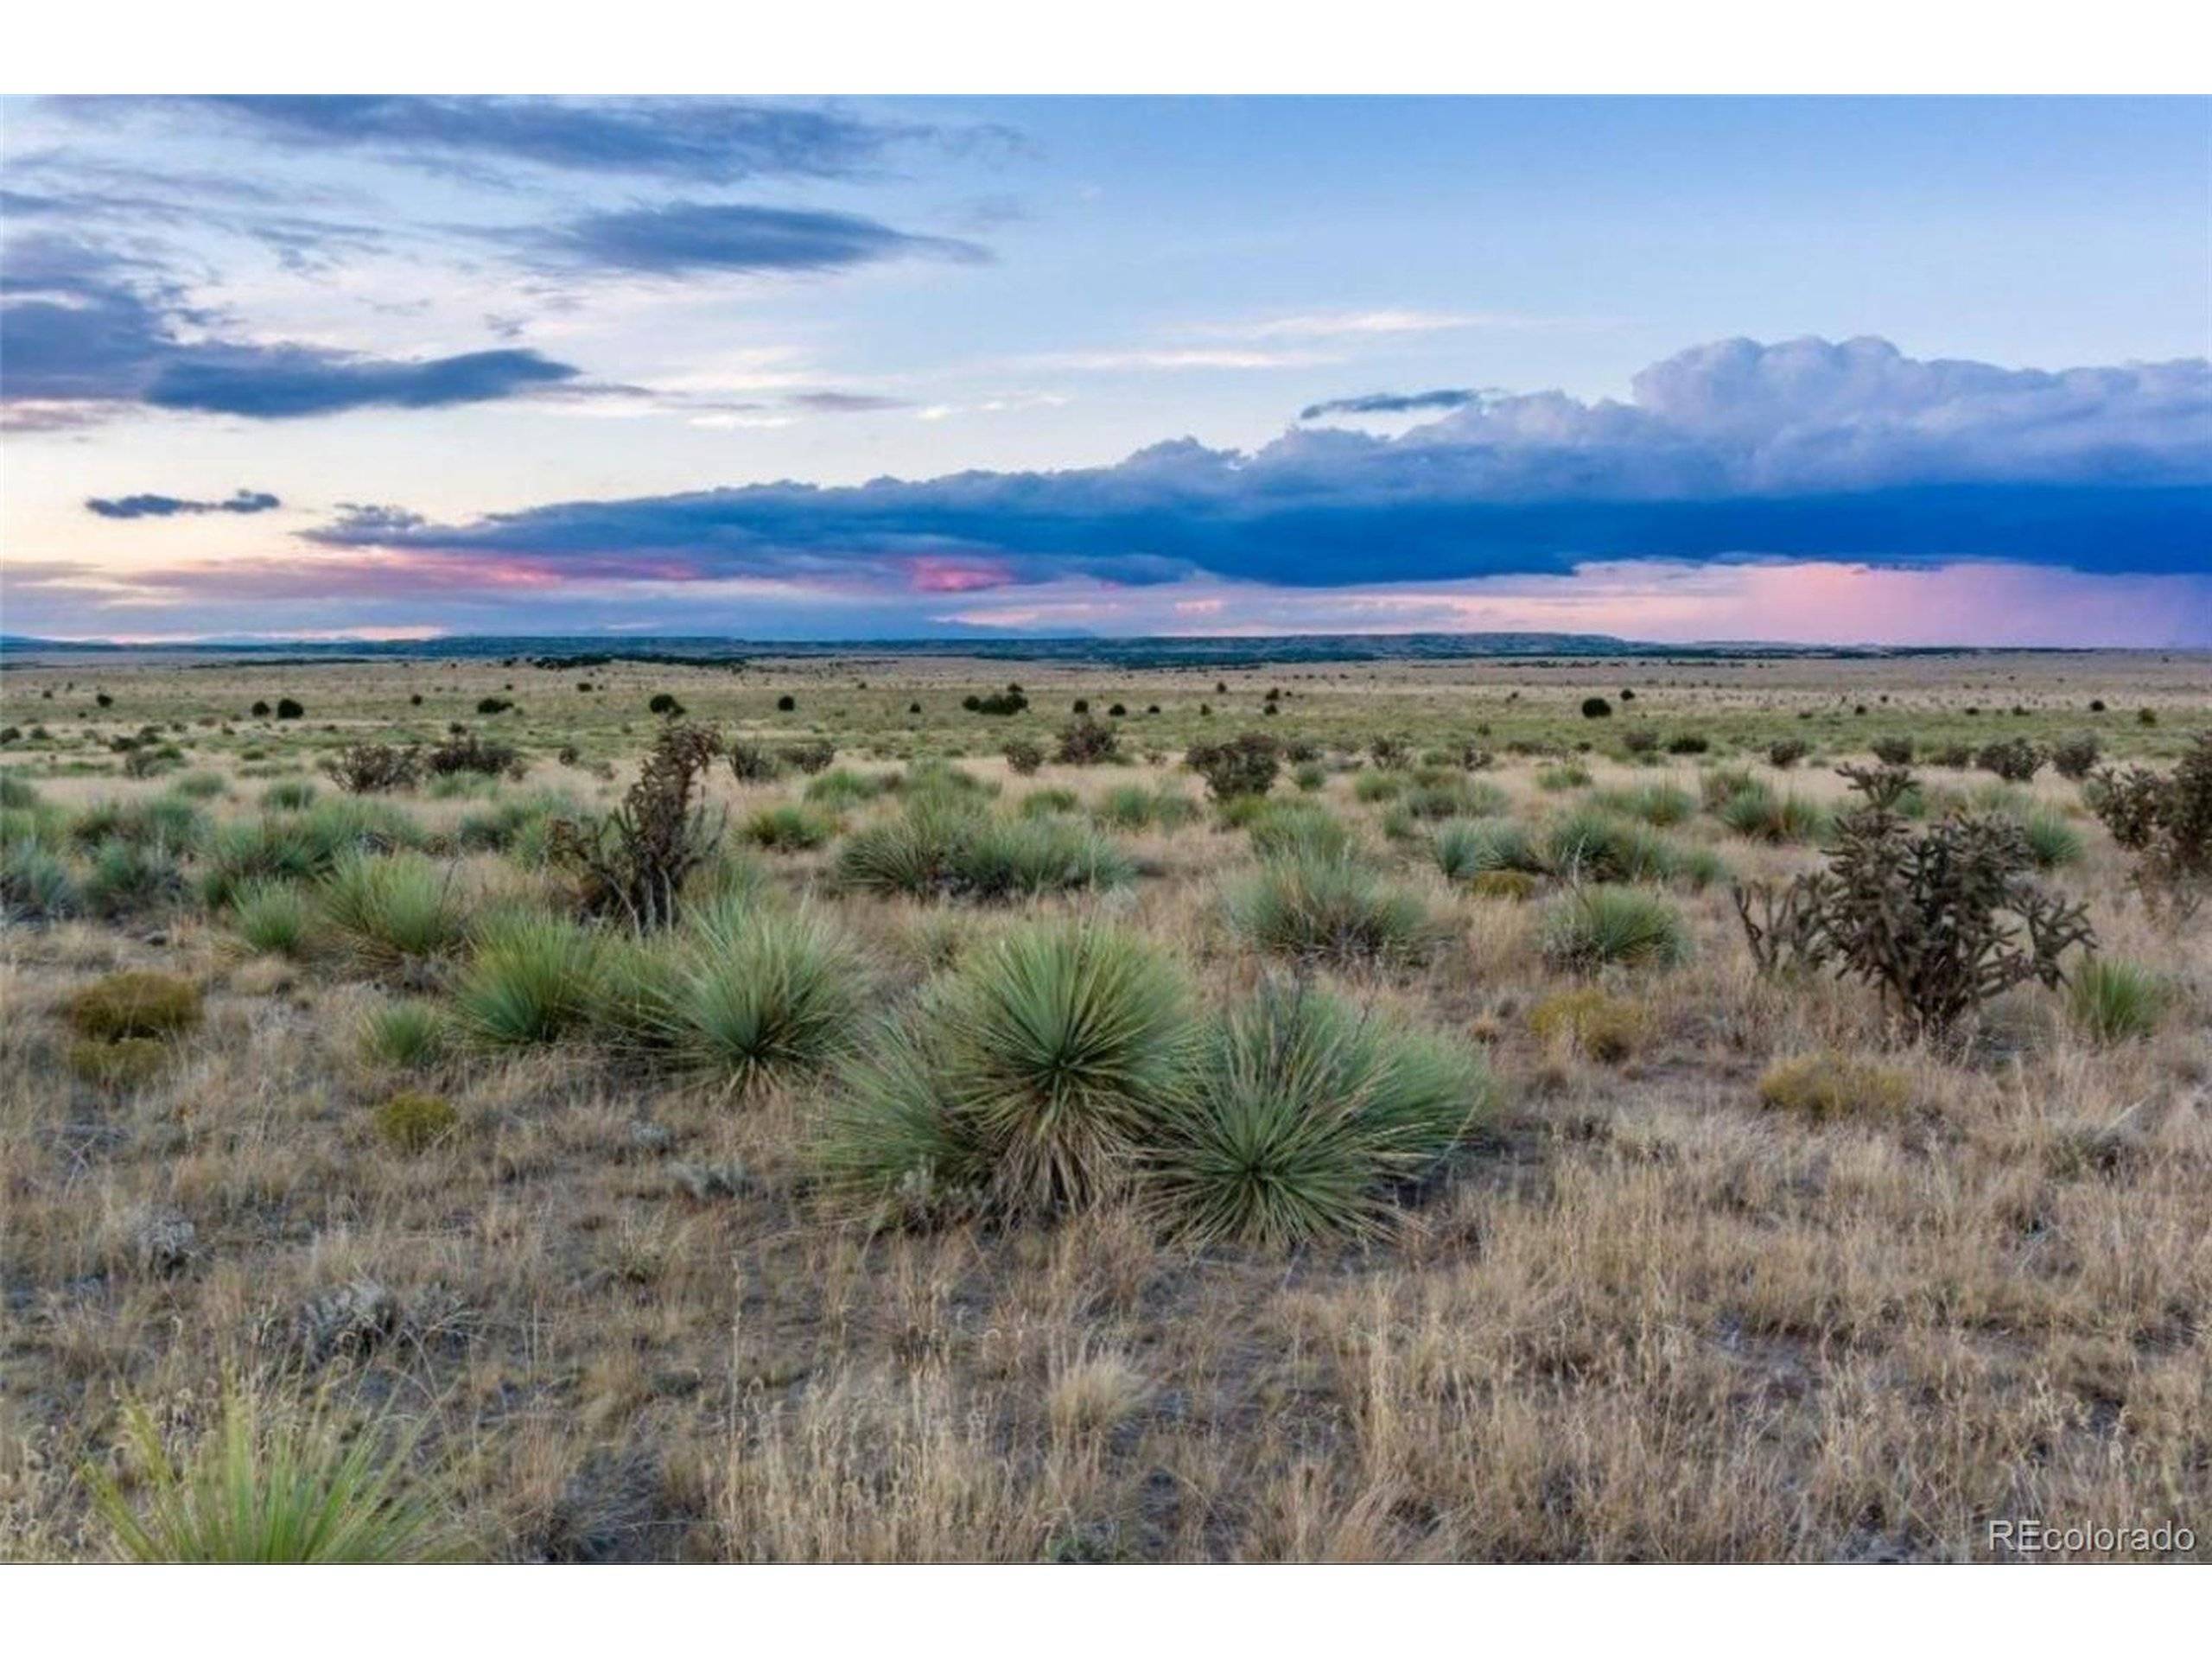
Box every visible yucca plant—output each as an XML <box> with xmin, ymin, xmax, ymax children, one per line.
<box><xmin>1541</xmin><ymin>884</ymin><xmax>1691</xmax><ymax>971</ymax></box>
<box><xmin>1018</xmin><ymin>787</ymin><xmax>1082</xmax><ymax>819</ymax></box>
<box><xmin>655</xmin><ymin>906</ymin><xmax>870</xmax><ymax>1091</ymax></box>
<box><xmin>260</xmin><ymin>779</ymin><xmax>319</xmax><ymax>810</ymax></box>
<box><xmin>452</xmin><ymin>912</ymin><xmax>601</xmax><ymax>1046</ymax></box>
<box><xmin>1592</xmin><ymin>782</ymin><xmax>1696</xmax><ymax>827</ymax></box>
<box><xmin>1717</xmin><ymin>785</ymin><xmax>1831</xmax><ymax>844</ymax></box>
<box><xmin>359</xmin><ymin>998</ymin><xmax>449</xmax><ymax>1069</ymax></box>
<box><xmin>85</xmin><ymin>838</ymin><xmax>185</xmax><ymax>918</ymax></box>
<box><xmin>1430</xmin><ymin>817</ymin><xmax>1543</xmax><ymax>882</ymax></box>
<box><xmin>0</xmin><ymin>836</ymin><xmax>79</xmax><ymax>923</ymax></box>
<box><xmin>824</xmin><ymin>922</ymin><xmax>1197</xmax><ymax>1220</ymax></box>
<box><xmin>1543</xmin><ymin>808</ymin><xmax>1681</xmax><ymax>884</ymax></box>
<box><xmin>231</xmin><ymin>880</ymin><xmax>313</xmax><ymax>957</ymax></box>
<box><xmin>2018</xmin><ymin>807</ymin><xmax>2086</xmax><ymax>869</ymax></box>
<box><xmin>835</xmin><ymin>798</ymin><xmax>976</xmax><ymax>897</ymax></box>
<box><xmin>1148</xmin><ymin>979</ymin><xmax>1492</xmax><ymax>1248</ymax></box>
<box><xmin>85</xmin><ymin>1383</ymin><xmax>457</xmax><ymax>1563</ymax></box>
<box><xmin>957</xmin><ymin>815</ymin><xmax>1135</xmax><ymax>901</ymax></box>
<box><xmin>316</xmin><ymin>853</ymin><xmax>469</xmax><ymax>978</ymax></box>
<box><xmin>944</xmin><ymin>921</ymin><xmax>1197</xmax><ymax>1212</ymax></box>
<box><xmin>1225</xmin><ymin>851</ymin><xmax>1439</xmax><ymax>966</ymax></box>
<box><xmin>802</xmin><ymin>767</ymin><xmax>887</xmax><ymax>809</ymax></box>
<box><xmin>2067</xmin><ymin>957</ymin><xmax>2170</xmax><ymax>1046</ymax></box>
<box><xmin>1245</xmin><ymin>800</ymin><xmax>1355</xmax><ymax>861</ymax></box>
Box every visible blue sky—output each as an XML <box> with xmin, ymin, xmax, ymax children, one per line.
<box><xmin>3</xmin><ymin>94</ymin><xmax>2207</xmax><ymax>642</ymax></box>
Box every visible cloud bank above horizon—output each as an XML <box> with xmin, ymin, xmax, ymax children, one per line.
<box><xmin>3</xmin><ymin>96</ymin><xmax>2207</xmax><ymax>645</ymax></box>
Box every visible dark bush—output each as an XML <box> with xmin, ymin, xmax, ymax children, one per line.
<box><xmin>1580</xmin><ymin>696</ymin><xmax>1612</xmax><ymax>720</ymax></box>
<box><xmin>1870</xmin><ymin>735</ymin><xmax>1915</xmax><ymax>766</ymax></box>
<box><xmin>425</xmin><ymin>731</ymin><xmax>523</xmax><ymax>779</ymax></box>
<box><xmin>1003</xmin><ymin>739</ymin><xmax>1046</xmax><ymax>776</ymax></box>
<box><xmin>1623</xmin><ymin>728</ymin><xmax>1660</xmax><ymax>756</ymax></box>
<box><xmin>1055</xmin><ymin>716</ymin><xmax>1119</xmax><ymax>766</ymax></box>
<box><xmin>2050</xmin><ymin>733</ymin><xmax>2101</xmax><ymax>780</ymax></box>
<box><xmin>728</xmin><ymin>741</ymin><xmax>781</xmax><ymax>783</ymax></box>
<box><xmin>1185</xmin><ymin>732</ymin><xmax>1280</xmax><ymax>801</ymax></box>
<box><xmin>968</xmin><ymin>690</ymin><xmax>1028</xmax><ymax>715</ymax></box>
<box><xmin>1768</xmin><ymin>737</ymin><xmax>1810</xmax><ymax>769</ymax></box>
<box><xmin>274</xmin><ymin>698</ymin><xmax>303</xmax><ymax>721</ymax></box>
<box><xmin>1975</xmin><ymin>737</ymin><xmax>2044</xmax><ymax>783</ymax></box>
<box><xmin>321</xmin><ymin>743</ymin><xmax>423</xmax><ymax>794</ymax></box>
<box><xmin>647</xmin><ymin>693</ymin><xmax>684</xmax><ymax>718</ymax></box>
<box><xmin>776</xmin><ymin>695</ymin><xmax>797</xmax><ymax>713</ymax></box>
<box><xmin>475</xmin><ymin>697</ymin><xmax>513</xmax><ymax>716</ymax></box>
<box><xmin>781</xmin><ymin>739</ymin><xmax>836</xmax><ymax>775</ymax></box>
<box><xmin>2087</xmin><ymin>732</ymin><xmax>2212</xmax><ymax>920</ymax></box>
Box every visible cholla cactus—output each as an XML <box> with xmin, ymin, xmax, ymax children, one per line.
<box><xmin>550</xmin><ymin>722</ymin><xmax>725</xmax><ymax>928</ymax></box>
<box><xmin>2088</xmin><ymin>731</ymin><xmax>2212</xmax><ymax>921</ymax></box>
<box><xmin>1732</xmin><ymin>764</ymin><xmax>2093</xmax><ymax>1039</ymax></box>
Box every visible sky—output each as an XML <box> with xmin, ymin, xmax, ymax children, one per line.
<box><xmin>2</xmin><ymin>94</ymin><xmax>2207</xmax><ymax>645</ymax></box>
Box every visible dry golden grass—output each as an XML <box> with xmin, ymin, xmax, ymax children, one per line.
<box><xmin>2</xmin><ymin>649</ymin><xmax>2207</xmax><ymax>1561</ymax></box>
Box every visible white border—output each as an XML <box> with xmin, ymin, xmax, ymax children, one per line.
<box><xmin>2</xmin><ymin>1</ymin><xmax>2209</xmax><ymax>92</ymax></box>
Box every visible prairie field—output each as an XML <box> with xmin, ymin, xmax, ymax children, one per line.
<box><xmin>2</xmin><ymin>645</ymin><xmax>2207</xmax><ymax>1562</ymax></box>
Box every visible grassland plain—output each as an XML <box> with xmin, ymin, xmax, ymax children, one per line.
<box><xmin>1</xmin><ymin>645</ymin><xmax>2207</xmax><ymax>1562</ymax></box>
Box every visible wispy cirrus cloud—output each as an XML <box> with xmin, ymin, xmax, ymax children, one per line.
<box><xmin>85</xmin><ymin>488</ymin><xmax>280</xmax><ymax>519</ymax></box>
<box><xmin>513</xmin><ymin>200</ymin><xmax>988</xmax><ymax>277</ymax></box>
<box><xmin>59</xmin><ymin>96</ymin><xmax>994</xmax><ymax>186</ymax></box>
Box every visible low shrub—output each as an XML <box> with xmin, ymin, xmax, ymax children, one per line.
<box><xmin>2086</xmin><ymin>732</ymin><xmax>2212</xmax><ymax>919</ymax></box>
<box><xmin>1054</xmin><ymin>716</ymin><xmax>1119</xmax><ymax>766</ymax></box>
<box><xmin>1975</xmin><ymin>737</ymin><xmax>2044</xmax><ymax>784</ymax></box>
<box><xmin>373</xmin><ymin>1091</ymin><xmax>459</xmax><ymax>1153</ymax></box>
<box><xmin>1003</xmin><ymin>739</ymin><xmax>1046</xmax><ymax>776</ymax></box>
<box><xmin>1185</xmin><ymin>732</ymin><xmax>1280</xmax><ymax>801</ymax></box>
<box><xmin>1767</xmin><ymin>738</ymin><xmax>1810</xmax><ymax>769</ymax></box>
<box><xmin>1757</xmin><ymin>1053</ymin><xmax>1910</xmax><ymax>1121</ymax></box>
<box><xmin>321</xmin><ymin>743</ymin><xmax>423</xmax><ymax>794</ymax></box>
<box><xmin>1529</xmin><ymin>987</ymin><xmax>1650</xmax><ymax>1062</ymax></box>
<box><xmin>1246</xmin><ymin>800</ymin><xmax>1356</xmax><ymax>861</ymax></box>
<box><xmin>2050</xmin><ymin>733</ymin><xmax>2101</xmax><ymax>780</ymax></box>
<box><xmin>67</xmin><ymin>970</ymin><xmax>202</xmax><ymax>1041</ymax></box>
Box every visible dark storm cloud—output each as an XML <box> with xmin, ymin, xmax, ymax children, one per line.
<box><xmin>0</xmin><ymin>236</ymin><xmax>581</xmax><ymax>424</ymax></box>
<box><xmin>518</xmin><ymin>201</ymin><xmax>988</xmax><ymax>276</ymax></box>
<box><xmin>1300</xmin><ymin>387</ymin><xmax>1481</xmax><ymax>420</ymax></box>
<box><xmin>85</xmin><ymin>489</ymin><xmax>281</xmax><ymax>519</ymax></box>
<box><xmin>302</xmin><ymin>338</ymin><xmax>2212</xmax><ymax>594</ymax></box>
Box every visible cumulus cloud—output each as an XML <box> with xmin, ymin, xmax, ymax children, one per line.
<box><xmin>304</xmin><ymin>337</ymin><xmax>2211</xmax><ymax>593</ymax></box>
<box><xmin>86</xmin><ymin>489</ymin><xmax>280</xmax><ymax>519</ymax></box>
<box><xmin>0</xmin><ymin>237</ymin><xmax>581</xmax><ymax>424</ymax></box>
<box><xmin>517</xmin><ymin>201</ymin><xmax>987</xmax><ymax>276</ymax></box>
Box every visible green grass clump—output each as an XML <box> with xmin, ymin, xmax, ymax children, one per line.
<box><xmin>1429</xmin><ymin>817</ymin><xmax>1544</xmax><ymax>882</ymax></box>
<box><xmin>454</xmin><ymin>791</ymin><xmax>581</xmax><ymax>861</ymax></box>
<box><xmin>820</xmin><ymin>921</ymin><xmax>1196</xmax><ymax>1219</ymax></box>
<box><xmin>86</xmin><ymin>1385</ymin><xmax>456</xmax><ymax>1563</ymax></box>
<box><xmin>2067</xmin><ymin>958</ymin><xmax>2170</xmax><ymax>1046</ymax></box>
<box><xmin>373</xmin><ymin>1090</ymin><xmax>459</xmax><ymax>1153</ymax></box>
<box><xmin>1148</xmin><ymin>979</ymin><xmax>1492</xmax><ymax>1248</ymax></box>
<box><xmin>1351</xmin><ymin>771</ymin><xmax>1402</xmax><ymax>804</ymax></box>
<box><xmin>1757</xmin><ymin>1053</ymin><xmax>1910</xmax><ymax>1120</ymax></box>
<box><xmin>67</xmin><ymin>970</ymin><xmax>202</xmax><ymax>1041</ymax></box>
<box><xmin>85</xmin><ymin>838</ymin><xmax>184</xmax><ymax>918</ymax></box>
<box><xmin>0</xmin><ymin>773</ymin><xmax>39</xmax><ymax>809</ymax></box>
<box><xmin>1400</xmin><ymin>779</ymin><xmax>1510</xmax><ymax>822</ymax></box>
<box><xmin>259</xmin><ymin>779</ymin><xmax>319</xmax><ymax>810</ymax></box>
<box><xmin>359</xmin><ymin>999</ymin><xmax>449</xmax><ymax>1069</ymax></box>
<box><xmin>1018</xmin><ymin>786</ymin><xmax>1082</xmax><ymax>818</ymax></box>
<box><xmin>1716</xmin><ymin>785</ymin><xmax>1831</xmax><ymax>844</ymax></box>
<box><xmin>452</xmin><ymin>913</ymin><xmax>601</xmax><ymax>1046</ymax></box>
<box><xmin>1535</xmin><ymin>761</ymin><xmax>1592</xmax><ymax>791</ymax></box>
<box><xmin>1244</xmin><ymin>800</ymin><xmax>1355</xmax><ymax>861</ymax></box>
<box><xmin>743</xmin><ymin>801</ymin><xmax>837</xmax><ymax>852</ymax></box>
<box><xmin>836</xmin><ymin>799</ymin><xmax>975</xmax><ymax>897</ymax></box>
<box><xmin>1541</xmin><ymin>886</ymin><xmax>1691</xmax><ymax>972</ymax></box>
<box><xmin>1592</xmin><ymin>783</ymin><xmax>1695</xmax><ymax>827</ymax></box>
<box><xmin>72</xmin><ymin>795</ymin><xmax>207</xmax><ymax>854</ymax></box>
<box><xmin>316</xmin><ymin>854</ymin><xmax>469</xmax><ymax>976</ymax></box>
<box><xmin>228</xmin><ymin>880</ymin><xmax>310</xmax><ymax>957</ymax></box>
<box><xmin>803</xmin><ymin>767</ymin><xmax>889</xmax><ymax>809</ymax></box>
<box><xmin>169</xmin><ymin>772</ymin><xmax>227</xmax><ymax>800</ymax></box>
<box><xmin>837</xmin><ymin>800</ymin><xmax>1131</xmax><ymax>901</ymax></box>
<box><xmin>1224</xmin><ymin>851</ymin><xmax>1439</xmax><ymax>966</ymax></box>
<box><xmin>0</xmin><ymin>837</ymin><xmax>80</xmax><ymax>922</ymax></box>
<box><xmin>654</xmin><ymin>906</ymin><xmax>869</xmax><ymax>1092</ymax></box>
<box><xmin>1093</xmin><ymin>783</ymin><xmax>1198</xmax><ymax>833</ymax></box>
